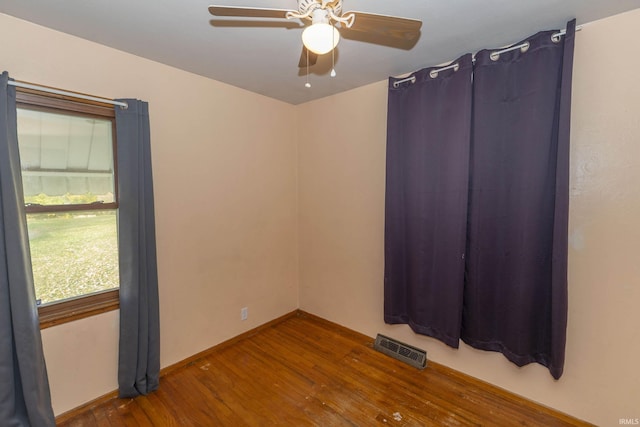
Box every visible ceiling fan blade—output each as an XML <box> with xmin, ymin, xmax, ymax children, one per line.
<box><xmin>211</xmin><ymin>20</ymin><xmax>302</xmax><ymax>29</ymax></box>
<box><xmin>344</xmin><ymin>11</ymin><xmax>422</xmax><ymax>42</ymax></box>
<box><xmin>208</xmin><ymin>5</ymin><xmax>292</xmax><ymax>19</ymax></box>
<box><xmin>298</xmin><ymin>46</ymin><xmax>318</xmax><ymax>68</ymax></box>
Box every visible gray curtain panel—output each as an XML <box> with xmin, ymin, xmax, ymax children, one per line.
<box><xmin>0</xmin><ymin>72</ymin><xmax>56</xmax><ymax>426</ymax></box>
<box><xmin>115</xmin><ymin>99</ymin><xmax>160</xmax><ymax>397</ymax></box>
<box><xmin>462</xmin><ymin>20</ymin><xmax>576</xmax><ymax>379</ymax></box>
<box><xmin>384</xmin><ymin>55</ymin><xmax>473</xmax><ymax>348</ymax></box>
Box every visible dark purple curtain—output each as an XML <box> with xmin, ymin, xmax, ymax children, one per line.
<box><xmin>462</xmin><ymin>20</ymin><xmax>575</xmax><ymax>379</ymax></box>
<box><xmin>384</xmin><ymin>21</ymin><xmax>575</xmax><ymax>378</ymax></box>
<box><xmin>384</xmin><ymin>55</ymin><xmax>473</xmax><ymax>347</ymax></box>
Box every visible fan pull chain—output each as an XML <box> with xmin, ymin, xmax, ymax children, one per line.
<box><xmin>330</xmin><ymin>20</ymin><xmax>337</xmax><ymax>77</ymax></box>
<box><xmin>305</xmin><ymin>48</ymin><xmax>311</xmax><ymax>88</ymax></box>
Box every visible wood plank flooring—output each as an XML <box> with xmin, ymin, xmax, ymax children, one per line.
<box><xmin>57</xmin><ymin>311</ymin><xmax>592</xmax><ymax>426</ymax></box>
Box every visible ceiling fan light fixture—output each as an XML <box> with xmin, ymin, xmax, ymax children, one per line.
<box><xmin>302</xmin><ymin>22</ymin><xmax>340</xmax><ymax>55</ymax></box>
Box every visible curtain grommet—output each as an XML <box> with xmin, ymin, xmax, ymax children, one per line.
<box><xmin>430</xmin><ymin>63</ymin><xmax>459</xmax><ymax>78</ymax></box>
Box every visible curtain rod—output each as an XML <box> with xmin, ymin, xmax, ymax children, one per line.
<box><xmin>7</xmin><ymin>80</ymin><xmax>128</xmax><ymax>109</ymax></box>
<box><xmin>393</xmin><ymin>25</ymin><xmax>583</xmax><ymax>88</ymax></box>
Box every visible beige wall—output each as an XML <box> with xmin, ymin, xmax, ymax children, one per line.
<box><xmin>298</xmin><ymin>9</ymin><xmax>640</xmax><ymax>427</ymax></box>
<box><xmin>0</xmin><ymin>13</ymin><xmax>299</xmax><ymax>415</ymax></box>
<box><xmin>2</xmin><ymin>7</ymin><xmax>640</xmax><ymax>425</ymax></box>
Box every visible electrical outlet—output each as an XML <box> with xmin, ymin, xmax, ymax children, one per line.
<box><xmin>241</xmin><ymin>307</ymin><xmax>248</xmax><ymax>321</ymax></box>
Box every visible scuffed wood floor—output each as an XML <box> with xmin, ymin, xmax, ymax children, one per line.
<box><xmin>58</xmin><ymin>311</ymin><xmax>592</xmax><ymax>426</ymax></box>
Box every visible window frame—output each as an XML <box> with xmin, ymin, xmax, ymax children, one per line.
<box><xmin>16</xmin><ymin>88</ymin><xmax>120</xmax><ymax>329</ymax></box>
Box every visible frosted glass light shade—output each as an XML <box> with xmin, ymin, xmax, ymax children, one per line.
<box><xmin>302</xmin><ymin>23</ymin><xmax>340</xmax><ymax>55</ymax></box>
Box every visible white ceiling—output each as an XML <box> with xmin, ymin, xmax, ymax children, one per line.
<box><xmin>1</xmin><ymin>0</ymin><xmax>638</xmax><ymax>105</ymax></box>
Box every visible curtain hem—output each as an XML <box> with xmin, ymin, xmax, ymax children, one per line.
<box><xmin>461</xmin><ymin>336</ymin><xmax>561</xmax><ymax>379</ymax></box>
<box><xmin>385</xmin><ymin>315</ymin><xmax>460</xmax><ymax>349</ymax></box>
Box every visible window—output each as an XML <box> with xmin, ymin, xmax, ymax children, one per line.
<box><xmin>16</xmin><ymin>91</ymin><xmax>120</xmax><ymax>328</ymax></box>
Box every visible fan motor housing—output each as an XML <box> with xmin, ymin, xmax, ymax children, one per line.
<box><xmin>298</xmin><ymin>0</ymin><xmax>342</xmax><ymax>16</ymax></box>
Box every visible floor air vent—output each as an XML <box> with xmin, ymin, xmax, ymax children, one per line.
<box><xmin>373</xmin><ymin>334</ymin><xmax>427</xmax><ymax>370</ymax></box>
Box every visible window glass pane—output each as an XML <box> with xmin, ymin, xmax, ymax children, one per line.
<box><xmin>27</xmin><ymin>210</ymin><xmax>119</xmax><ymax>305</ymax></box>
<box><xmin>17</xmin><ymin>108</ymin><xmax>115</xmax><ymax>205</ymax></box>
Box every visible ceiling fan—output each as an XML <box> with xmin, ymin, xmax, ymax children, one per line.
<box><xmin>208</xmin><ymin>0</ymin><xmax>422</xmax><ymax>68</ymax></box>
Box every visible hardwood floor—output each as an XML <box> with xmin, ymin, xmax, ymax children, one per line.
<box><xmin>57</xmin><ymin>311</ymin><xmax>592</xmax><ymax>426</ymax></box>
